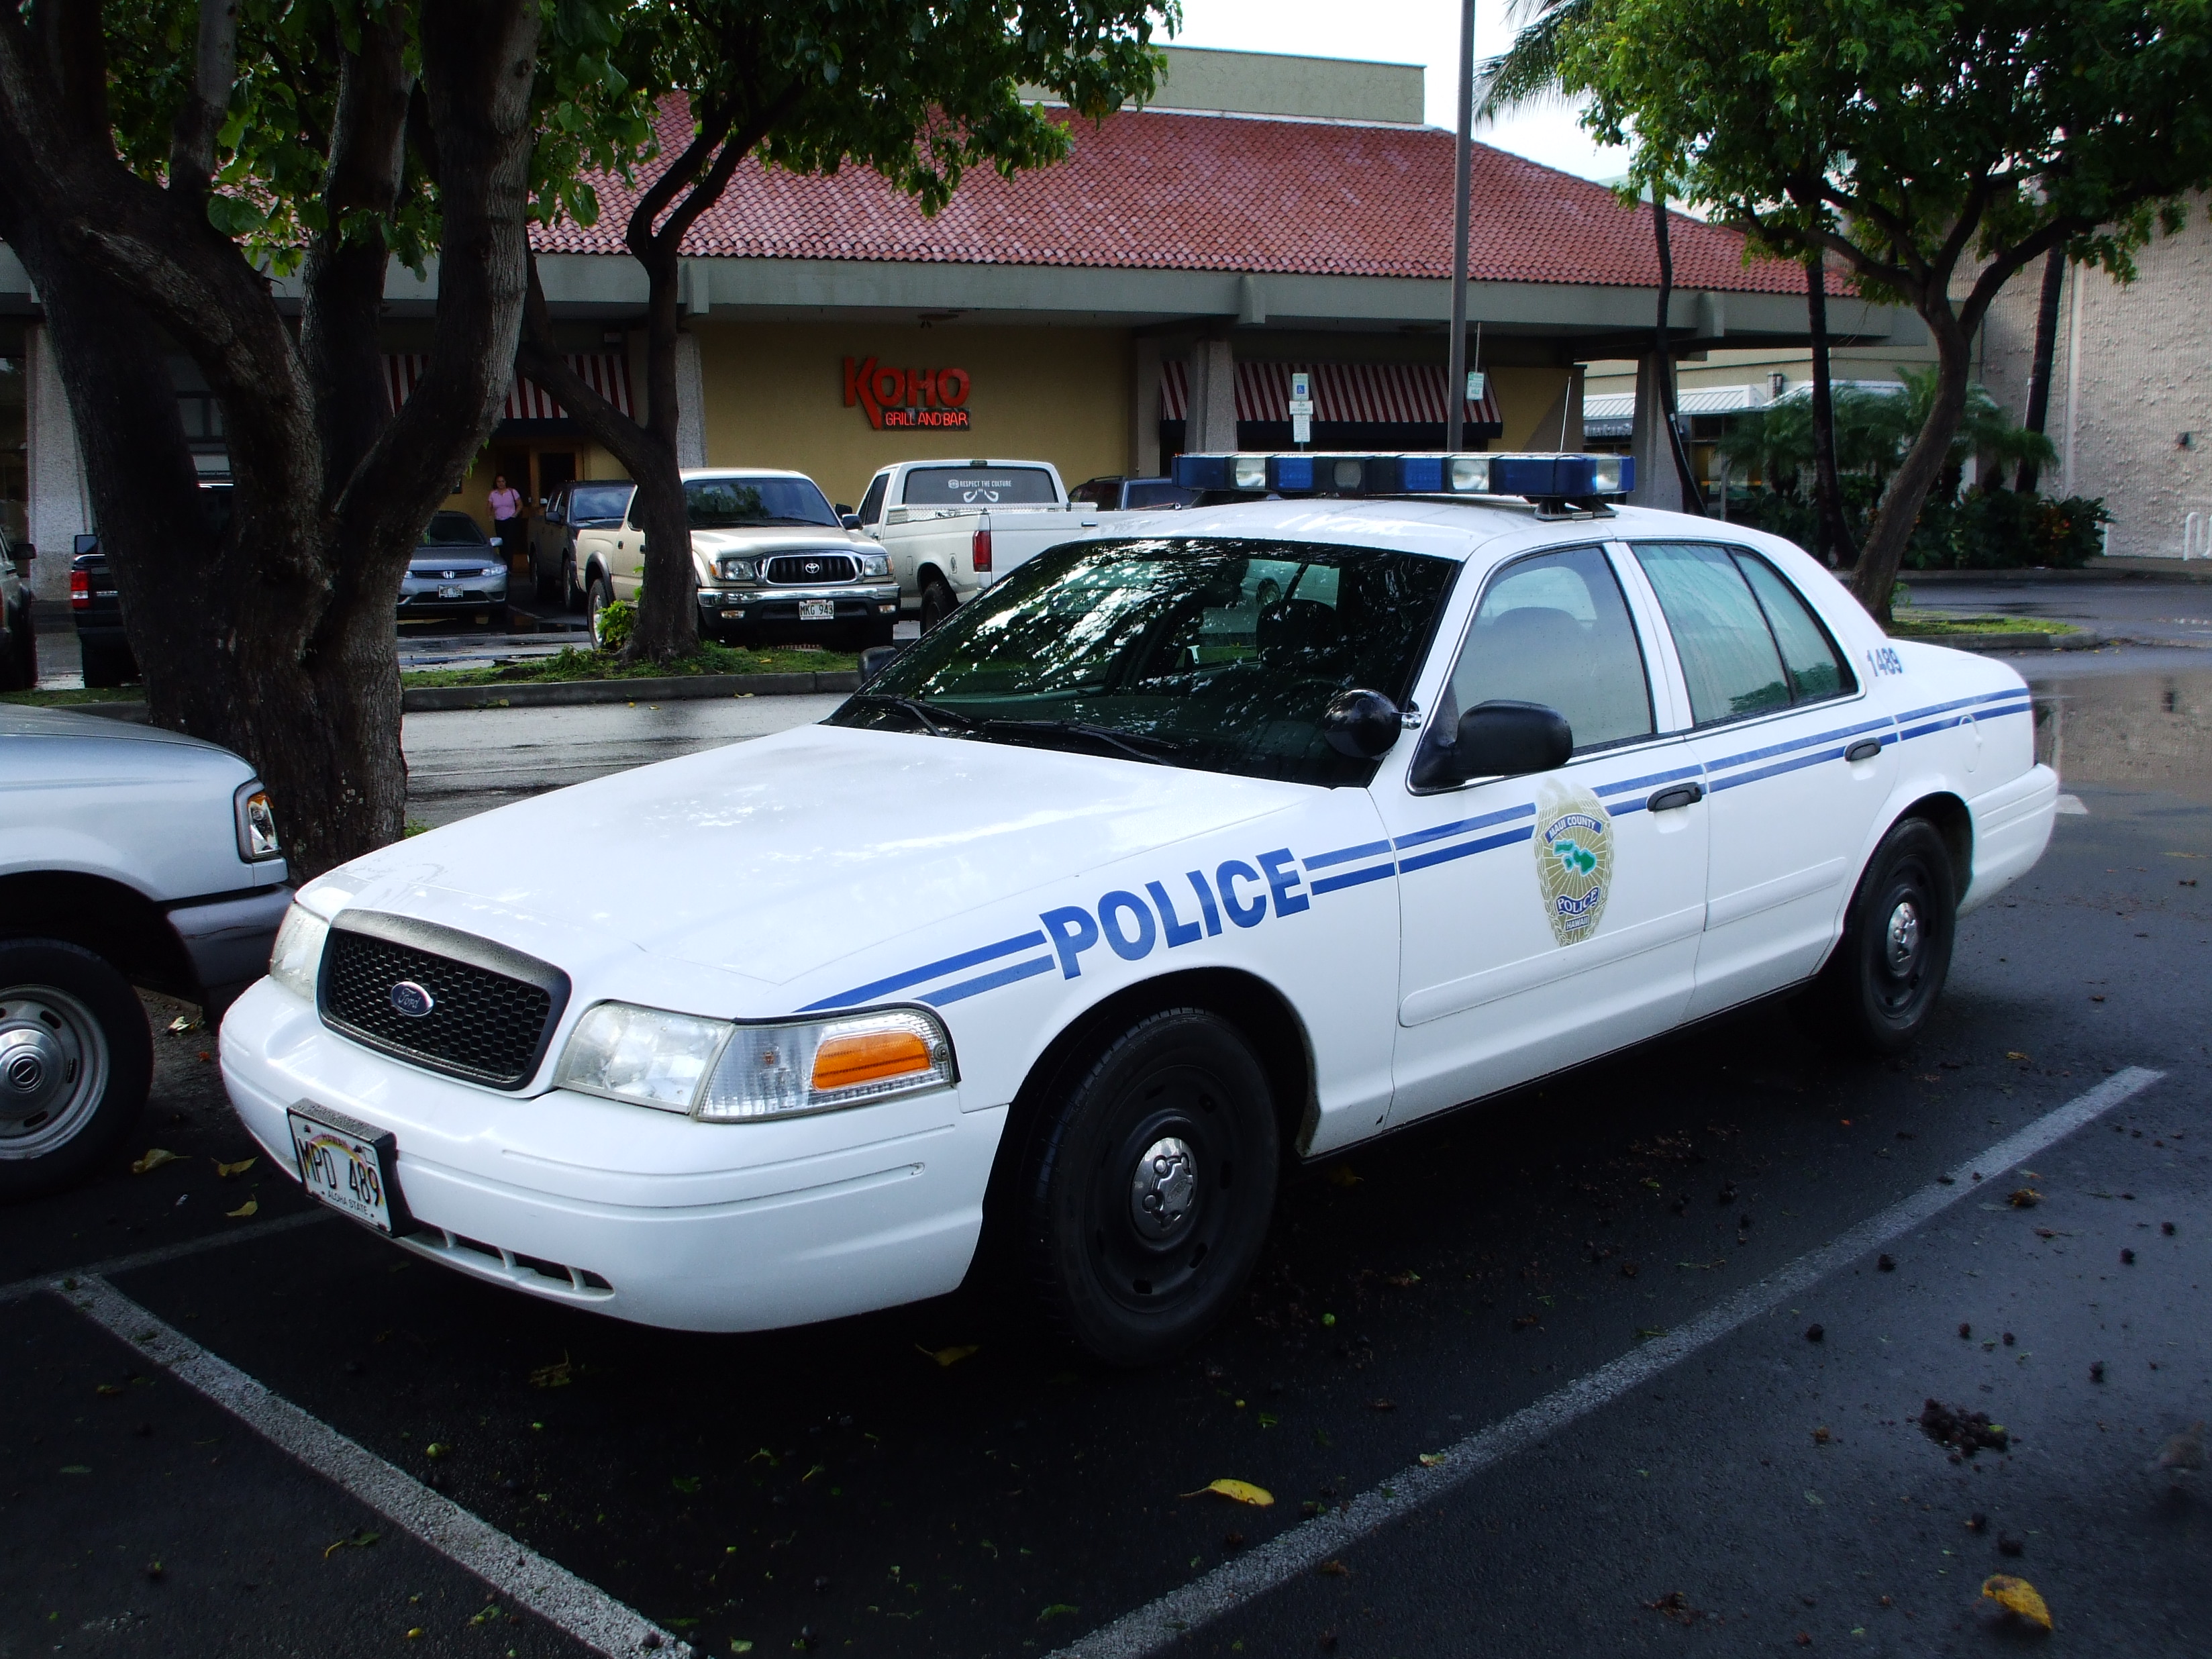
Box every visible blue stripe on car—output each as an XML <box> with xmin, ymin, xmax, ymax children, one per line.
<box><xmin>1303</xmin><ymin>838</ymin><xmax>1394</xmax><ymax>871</ymax></box>
<box><xmin>1309</xmin><ymin>862</ymin><xmax>1398</xmax><ymax>895</ymax></box>
<box><xmin>1397</xmin><ymin>824</ymin><xmax>1536</xmax><ymax>874</ymax></box>
<box><xmin>920</xmin><ymin>954</ymin><xmax>1057</xmax><ymax>1008</ymax></box>
<box><xmin>1705</xmin><ymin>714</ymin><xmax>1894</xmax><ymax>776</ymax></box>
<box><xmin>1391</xmin><ymin>802</ymin><xmax>1536</xmax><ymax>852</ymax></box>
<box><xmin>801</xmin><ymin>928</ymin><xmax>1051</xmax><ymax>1011</ymax></box>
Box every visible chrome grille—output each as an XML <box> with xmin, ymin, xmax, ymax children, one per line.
<box><xmin>764</xmin><ymin>554</ymin><xmax>856</xmax><ymax>585</ymax></box>
<box><xmin>319</xmin><ymin>913</ymin><xmax>568</xmax><ymax>1091</ymax></box>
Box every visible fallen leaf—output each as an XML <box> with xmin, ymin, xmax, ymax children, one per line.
<box><xmin>214</xmin><ymin>1156</ymin><xmax>256</xmax><ymax>1178</ymax></box>
<box><xmin>1812</xmin><ymin>1426</ymin><xmax>1832</xmax><ymax>1446</ymax></box>
<box><xmin>1417</xmin><ymin>1452</ymin><xmax>1446</xmax><ymax>1467</ymax></box>
<box><xmin>1324</xmin><ymin>1165</ymin><xmax>1362</xmax><ymax>1189</ymax></box>
<box><xmin>130</xmin><ymin>1148</ymin><xmax>181</xmax><ymax>1176</ymax></box>
<box><xmin>1646</xmin><ymin>1591</ymin><xmax>1701</xmax><ymax>1625</ymax></box>
<box><xmin>1316</xmin><ymin>1559</ymin><xmax>1350</xmax><ymax>1577</ymax></box>
<box><xmin>527</xmin><ymin>1355</ymin><xmax>573</xmax><ymax>1389</ymax></box>
<box><xmin>1182</xmin><ymin>1478</ymin><xmax>1274</xmax><ymax>1507</ymax></box>
<box><xmin>226</xmin><ymin>1198</ymin><xmax>258</xmax><ymax>1219</ymax></box>
<box><xmin>2007</xmin><ymin>1189</ymin><xmax>2042</xmax><ymax>1209</ymax></box>
<box><xmin>1981</xmin><ymin>1574</ymin><xmax>2052</xmax><ymax>1629</ymax></box>
<box><xmin>323</xmin><ymin>1528</ymin><xmax>380</xmax><ymax>1558</ymax></box>
<box><xmin>732</xmin><ymin>1643</ymin><xmax>755</xmax><ymax>1654</ymax></box>
<box><xmin>2005</xmin><ymin>1051</ymin><xmax>2030</xmax><ymax>1062</ymax></box>
<box><xmin>1037</xmin><ymin>1604</ymin><xmax>1080</xmax><ymax>1622</ymax></box>
<box><xmin>405</xmin><ymin>1628</ymin><xmax>424</xmax><ymax>1640</ymax></box>
<box><xmin>166</xmin><ymin>1015</ymin><xmax>199</xmax><ymax>1034</ymax></box>
<box><xmin>425</xmin><ymin>1442</ymin><xmax>451</xmax><ymax>1461</ymax></box>
<box><xmin>95</xmin><ymin>1382</ymin><xmax>123</xmax><ymax>1397</ymax></box>
<box><xmin>916</xmin><ymin>1343</ymin><xmax>979</xmax><ymax>1368</ymax></box>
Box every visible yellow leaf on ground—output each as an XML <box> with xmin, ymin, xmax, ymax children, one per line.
<box><xmin>1324</xmin><ymin>1165</ymin><xmax>1362</xmax><ymax>1189</ymax></box>
<box><xmin>2005</xmin><ymin>1051</ymin><xmax>2030</xmax><ymax>1061</ymax></box>
<box><xmin>1180</xmin><ymin>1478</ymin><xmax>1274</xmax><ymax>1507</ymax></box>
<box><xmin>916</xmin><ymin>1343</ymin><xmax>979</xmax><ymax>1368</ymax></box>
<box><xmin>1981</xmin><ymin>1574</ymin><xmax>2052</xmax><ymax>1629</ymax></box>
<box><xmin>214</xmin><ymin>1157</ymin><xmax>256</xmax><ymax>1178</ymax></box>
<box><xmin>225</xmin><ymin>1197</ymin><xmax>258</xmax><ymax>1219</ymax></box>
<box><xmin>1417</xmin><ymin>1452</ymin><xmax>1446</xmax><ymax>1466</ymax></box>
<box><xmin>130</xmin><ymin>1148</ymin><xmax>181</xmax><ymax>1175</ymax></box>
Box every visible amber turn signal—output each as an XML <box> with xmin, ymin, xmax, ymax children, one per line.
<box><xmin>811</xmin><ymin>1027</ymin><xmax>934</xmax><ymax>1092</ymax></box>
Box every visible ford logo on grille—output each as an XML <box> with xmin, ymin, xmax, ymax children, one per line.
<box><xmin>389</xmin><ymin>981</ymin><xmax>436</xmax><ymax>1019</ymax></box>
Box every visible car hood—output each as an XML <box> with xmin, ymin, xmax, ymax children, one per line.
<box><xmin>311</xmin><ymin>723</ymin><xmax>1312</xmax><ymax>997</ymax></box>
<box><xmin>0</xmin><ymin>705</ymin><xmax>256</xmax><ymax>782</ymax></box>
<box><xmin>408</xmin><ymin>550</ymin><xmax>498</xmax><ymax>567</ymax></box>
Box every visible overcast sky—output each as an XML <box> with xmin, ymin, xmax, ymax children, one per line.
<box><xmin>1168</xmin><ymin>0</ymin><xmax>1629</xmax><ymax>181</ymax></box>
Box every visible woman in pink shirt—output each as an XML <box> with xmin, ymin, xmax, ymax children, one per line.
<box><xmin>487</xmin><ymin>475</ymin><xmax>523</xmax><ymax>558</ymax></box>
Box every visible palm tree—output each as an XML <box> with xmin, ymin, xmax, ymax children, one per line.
<box><xmin>1477</xmin><ymin>1</ymin><xmax>1703</xmax><ymax>514</ymax></box>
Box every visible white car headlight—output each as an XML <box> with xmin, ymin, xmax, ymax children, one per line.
<box><xmin>552</xmin><ymin>1003</ymin><xmax>955</xmax><ymax>1121</ymax></box>
<box><xmin>856</xmin><ymin>552</ymin><xmax>890</xmax><ymax>579</ymax></box>
<box><xmin>715</xmin><ymin>556</ymin><xmax>757</xmax><ymax>582</ymax></box>
<box><xmin>268</xmin><ymin>903</ymin><xmax>329</xmax><ymax>1001</ymax></box>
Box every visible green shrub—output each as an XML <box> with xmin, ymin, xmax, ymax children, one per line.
<box><xmin>594</xmin><ymin>597</ymin><xmax>636</xmax><ymax>653</ymax></box>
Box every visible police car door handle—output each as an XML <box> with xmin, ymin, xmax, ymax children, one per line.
<box><xmin>1844</xmin><ymin>738</ymin><xmax>1883</xmax><ymax>762</ymax></box>
<box><xmin>1646</xmin><ymin>781</ymin><xmax>1705</xmax><ymax>813</ymax></box>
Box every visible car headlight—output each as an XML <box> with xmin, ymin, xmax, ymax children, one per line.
<box><xmin>856</xmin><ymin>552</ymin><xmax>890</xmax><ymax>579</ymax></box>
<box><xmin>268</xmin><ymin>903</ymin><xmax>329</xmax><ymax>1001</ymax></box>
<box><xmin>553</xmin><ymin>1003</ymin><xmax>955</xmax><ymax>1121</ymax></box>
<box><xmin>234</xmin><ymin>782</ymin><xmax>281</xmax><ymax>861</ymax></box>
<box><xmin>715</xmin><ymin>556</ymin><xmax>756</xmax><ymax>582</ymax></box>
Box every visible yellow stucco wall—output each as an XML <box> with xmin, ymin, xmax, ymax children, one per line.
<box><xmin>1487</xmin><ymin>366</ymin><xmax>1585</xmax><ymax>450</ymax></box>
<box><xmin>695</xmin><ymin>322</ymin><xmax>1134</xmax><ymax>506</ymax></box>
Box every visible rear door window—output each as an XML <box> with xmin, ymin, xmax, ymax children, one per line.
<box><xmin>1631</xmin><ymin>543</ymin><xmax>1858</xmax><ymax>723</ymax></box>
<box><xmin>901</xmin><ymin>466</ymin><xmax>1059</xmax><ymax>506</ymax></box>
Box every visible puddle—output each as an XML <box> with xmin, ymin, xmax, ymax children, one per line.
<box><xmin>2032</xmin><ymin>668</ymin><xmax>2212</xmax><ymax>805</ymax></box>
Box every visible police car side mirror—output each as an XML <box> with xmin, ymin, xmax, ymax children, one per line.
<box><xmin>1321</xmin><ymin>689</ymin><xmax>1402</xmax><ymax>758</ymax></box>
<box><xmin>1454</xmin><ymin>700</ymin><xmax>1573</xmax><ymax>778</ymax></box>
<box><xmin>859</xmin><ymin>644</ymin><xmax>907</xmax><ymax>681</ymax></box>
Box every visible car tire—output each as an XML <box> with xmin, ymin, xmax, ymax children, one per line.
<box><xmin>79</xmin><ymin>636</ymin><xmax>132</xmax><ymax>689</ymax></box>
<box><xmin>919</xmin><ymin>578</ymin><xmax>956</xmax><ymax>634</ymax></box>
<box><xmin>1807</xmin><ymin>817</ymin><xmax>1958</xmax><ymax>1056</ymax></box>
<box><xmin>586</xmin><ymin>573</ymin><xmax>616</xmax><ymax>651</ymax></box>
<box><xmin>1018</xmin><ymin>1008</ymin><xmax>1278</xmax><ymax>1366</ymax></box>
<box><xmin>0</xmin><ymin>940</ymin><xmax>154</xmax><ymax>1199</ymax></box>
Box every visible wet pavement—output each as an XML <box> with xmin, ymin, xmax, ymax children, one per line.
<box><xmin>5</xmin><ymin>651</ymin><xmax>2208</xmax><ymax>1659</ymax></box>
<box><xmin>1905</xmin><ymin>575</ymin><xmax>2212</xmax><ymax>650</ymax></box>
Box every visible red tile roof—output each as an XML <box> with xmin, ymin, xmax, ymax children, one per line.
<box><xmin>533</xmin><ymin>101</ymin><xmax>1812</xmax><ymax>295</ymax></box>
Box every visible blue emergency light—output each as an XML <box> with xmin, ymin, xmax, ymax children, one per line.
<box><xmin>1170</xmin><ymin>451</ymin><xmax>1633</xmax><ymax>501</ymax></box>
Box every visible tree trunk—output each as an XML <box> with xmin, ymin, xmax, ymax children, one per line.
<box><xmin>1648</xmin><ymin>191</ymin><xmax>1705</xmax><ymax>514</ymax></box>
<box><xmin>1806</xmin><ymin>259</ymin><xmax>1856</xmax><ymax>568</ymax></box>
<box><xmin>2015</xmin><ymin>249</ymin><xmax>2066</xmax><ymax>495</ymax></box>
<box><xmin>1851</xmin><ymin>318</ymin><xmax>1972</xmax><ymax>625</ymax></box>
<box><xmin>0</xmin><ymin>0</ymin><xmax>541</xmax><ymax>880</ymax></box>
<box><xmin>622</xmin><ymin>241</ymin><xmax>701</xmax><ymax>661</ymax></box>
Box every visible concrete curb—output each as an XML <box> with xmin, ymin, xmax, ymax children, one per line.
<box><xmin>1895</xmin><ymin>629</ymin><xmax>2115</xmax><ymax>654</ymax></box>
<box><xmin>399</xmin><ymin>670</ymin><xmax>859</xmax><ymax>711</ymax></box>
<box><xmin>1899</xmin><ymin>560</ymin><xmax>2212</xmax><ymax>585</ymax></box>
<box><xmin>48</xmin><ymin>669</ymin><xmax>860</xmax><ymax>724</ymax></box>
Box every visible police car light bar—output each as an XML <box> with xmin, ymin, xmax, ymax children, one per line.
<box><xmin>1169</xmin><ymin>451</ymin><xmax>1634</xmax><ymax>501</ymax></box>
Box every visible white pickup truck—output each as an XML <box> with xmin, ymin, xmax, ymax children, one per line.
<box><xmin>850</xmin><ymin>459</ymin><xmax>1099</xmax><ymax>630</ymax></box>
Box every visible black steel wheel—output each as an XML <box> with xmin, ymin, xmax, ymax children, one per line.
<box><xmin>1020</xmin><ymin>1008</ymin><xmax>1278</xmax><ymax>1366</ymax></box>
<box><xmin>586</xmin><ymin>573</ymin><xmax>617</xmax><ymax>650</ymax></box>
<box><xmin>0</xmin><ymin>940</ymin><xmax>153</xmax><ymax>1199</ymax></box>
<box><xmin>1809</xmin><ymin>817</ymin><xmax>1958</xmax><ymax>1055</ymax></box>
<box><xmin>918</xmin><ymin>578</ymin><xmax>956</xmax><ymax>634</ymax></box>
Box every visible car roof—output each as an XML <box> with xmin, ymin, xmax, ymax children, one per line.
<box><xmin>1089</xmin><ymin>495</ymin><xmax>1755</xmax><ymax>565</ymax></box>
<box><xmin>678</xmin><ymin>468</ymin><xmax>814</xmax><ymax>482</ymax></box>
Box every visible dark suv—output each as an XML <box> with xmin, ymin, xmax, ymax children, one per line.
<box><xmin>70</xmin><ymin>536</ymin><xmax>135</xmax><ymax>688</ymax></box>
<box><xmin>529</xmin><ymin>480</ymin><xmax>636</xmax><ymax>609</ymax></box>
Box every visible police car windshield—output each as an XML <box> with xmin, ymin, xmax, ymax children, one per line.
<box><xmin>833</xmin><ymin>538</ymin><xmax>1456</xmax><ymax>787</ymax></box>
<box><xmin>685</xmin><ymin>476</ymin><xmax>839</xmax><ymax>529</ymax></box>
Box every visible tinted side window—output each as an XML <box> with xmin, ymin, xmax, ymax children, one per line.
<box><xmin>856</xmin><ymin>472</ymin><xmax>889</xmax><ymax>525</ymax></box>
<box><xmin>1438</xmin><ymin>545</ymin><xmax>1654</xmax><ymax>754</ymax></box>
<box><xmin>1734</xmin><ymin>554</ymin><xmax>1855</xmax><ymax>702</ymax></box>
<box><xmin>1631</xmin><ymin>542</ymin><xmax>1791</xmax><ymax>725</ymax></box>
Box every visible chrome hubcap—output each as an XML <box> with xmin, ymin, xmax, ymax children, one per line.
<box><xmin>0</xmin><ymin>987</ymin><xmax>107</xmax><ymax>1160</ymax></box>
<box><xmin>1885</xmin><ymin>899</ymin><xmax>1922</xmax><ymax>973</ymax></box>
<box><xmin>1128</xmin><ymin>1136</ymin><xmax>1199</xmax><ymax>1242</ymax></box>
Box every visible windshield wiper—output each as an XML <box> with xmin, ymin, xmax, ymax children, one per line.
<box><xmin>978</xmin><ymin>719</ymin><xmax>1181</xmax><ymax>765</ymax></box>
<box><xmin>848</xmin><ymin>693</ymin><xmax>974</xmax><ymax>737</ymax></box>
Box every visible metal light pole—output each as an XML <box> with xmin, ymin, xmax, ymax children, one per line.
<box><xmin>1445</xmin><ymin>0</ymin><xmax>1476</xmax><ymax>453</ymax></box>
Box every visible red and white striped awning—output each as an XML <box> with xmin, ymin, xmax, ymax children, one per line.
<box><xmin>1159</xmin><ymin>360</ymin><xmax>1502</xmax><ymax>429</ymax></box>
<box><xmin>382</xmin><ymin>352</ymin><xmax>634</xmax><ymax>421</ymax></box>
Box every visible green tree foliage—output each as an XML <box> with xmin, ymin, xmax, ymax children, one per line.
<box><xmin>1719</xmin><ymin>369</ymin><xmax>2054</xmax><ymax>501</ymax></box>
<box><xmin>1550</xmin><ymin>0</ymin><xmax>2212</xmax><ymax>620</ymax></box>
<box><xmin>517</xmin><ymin>0</ymin><xmax>1172</xmax><ymax>663</ymax></box>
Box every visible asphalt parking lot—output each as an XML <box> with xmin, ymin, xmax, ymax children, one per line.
<box><xmin>5</xmin><ymin>653</ymin><xmax>2208</xmax><ymax>1659</ymax></box>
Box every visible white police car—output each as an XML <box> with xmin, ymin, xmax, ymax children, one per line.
<box><xmin>219</xmin><ymin>452</ymin><xmax>2056</xmax><ymax>1365</ymax></box>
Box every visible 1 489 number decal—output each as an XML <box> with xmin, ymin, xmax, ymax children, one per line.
<box><xmin>1866</xmin><ymin>644</ymin><xmax>1905</xmax><ymax>678</ymax></box>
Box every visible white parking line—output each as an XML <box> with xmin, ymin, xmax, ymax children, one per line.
<box><xmin>0</xmin><ymin>1210</ymin><xmax>334</xmax><ymax>1305</ymax></box>
<box><xmin>1052</xmin><ymin>1065</ymin><xmax>2166</xmax><ymax>1659</ymax></box>
<box><xmin>56</xmin><ymin>1275</ymin><xmax>689</xmax><ymax>1659</ymax></box>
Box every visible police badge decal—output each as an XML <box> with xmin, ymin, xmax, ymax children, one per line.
<box><xmin>1534</xmin><ymin>782</ymin><xmax>1614</xmax><ymax>946</ymax></box>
